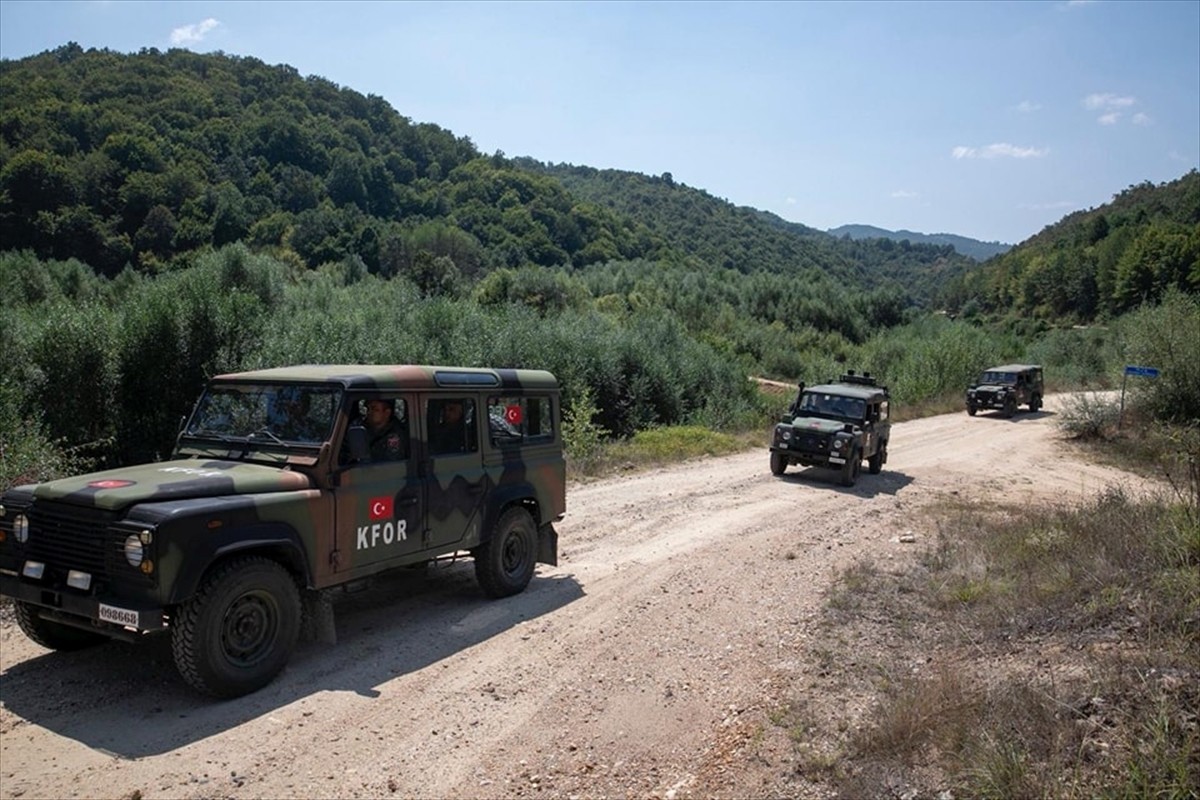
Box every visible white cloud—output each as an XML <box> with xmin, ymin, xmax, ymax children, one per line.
<box><xmin>1084</xmin><ymin>92</ymin><xmax>1135</xmax><ymax>111</ymax></box>
<box><xmin>785</xmin><ymin>197</ymin><xmax>797</xmax><ymax>205</ymax></box>
<box><xmin>1014</xmin><ymin>100</ymin><xmax>1042</xmax><ymax>113</ymax></box>
<box><xmin>952</xmin><ymin>143</ymin><xmax>1049</xmax><ymax>160</ymax></box>
<box><xmin>1132</xmin><ymin>112</ymin><xmax>1152</xmax><ymax>126</ymax></box>
<box><xmin>891</xmin><ymin>189</ymin><xmax>918</xmax><ymax>199</ymax></box>
<box><xmin>1084</xmin><ymin>93</ymin><xmax>1142</xmax><ymax>125</ymax></box>
<box><xmin>170</xmin><ymin>18</ymin><xmax>220</xmax><ymax>45</ymax></box>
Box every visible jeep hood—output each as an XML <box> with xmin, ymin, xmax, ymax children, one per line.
<box><xmin>788</xmin><ymin>416</ymin><xmax>855</xmax><ymax>434</ymax></box>
<box><xmin>30</xmin><ymin>459</ymin><xmax>314</xmax><ymax>511</ymax></box>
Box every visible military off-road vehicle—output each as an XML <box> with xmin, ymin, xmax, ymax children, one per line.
<box><xmin>966</xmin><ymin>364</ymin><xmax>1044</xmax><ymax>418</ymax></box>
<box><xmin>769</xmin><ymin>371</ymin><xmax>891</xmax><ymax>487</ymax></box>
<box><xmin>0</xmin><ymin>365</ymin><xmax>565</xmax><ymax>698</ymax></box>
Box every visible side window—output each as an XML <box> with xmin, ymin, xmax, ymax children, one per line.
<box><xmin>487</xmin><ymin>396</ymin><xmax>554</xmax><ymax>447</ymax></box>
<box><xmin>428</xmin><ymin>397</ymin><xmax>477</xmax><ymax>455</ymax></box>
<box><xmin>343</xmin><ymin>396</ymin><xmax>409</xmax><ymax>464</ymax></box>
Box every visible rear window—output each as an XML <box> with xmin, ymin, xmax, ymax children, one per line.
<box><xmin>488</xmin><ymin>396</ymin><xmax>554</xmax><ymax>446</ymax></box>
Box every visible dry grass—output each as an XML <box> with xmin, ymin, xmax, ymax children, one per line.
<box><xmin>770</xmin><ymin>423</ymin><xmax>1200</xmax><ymax>799</ymax></box>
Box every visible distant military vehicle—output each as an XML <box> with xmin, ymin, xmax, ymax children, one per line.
<box><xmin>769</xmin><ymin>371</ymin><xmax>891</xmax><ymax>487</ymax></box>
<box><xmin>966</xmin><ymin>364</ymin><xmax>1044</xmax><ymax>418</ymax></box>
<box><xmin>0</xmin><ymin>365</ymin><xmax>565</xmax><ymax>697</ymax></box>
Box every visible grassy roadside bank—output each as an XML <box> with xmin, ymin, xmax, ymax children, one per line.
<box><xmin>768</xmin><ymin>401</ymin><xmax>1199</xmax><ymax>798</ymax></box>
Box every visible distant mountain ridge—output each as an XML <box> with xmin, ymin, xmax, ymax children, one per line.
<box><xmin>828</xmin><ymin>225</ymin><xmax>1011</xmax><ymax>261</ymax></box>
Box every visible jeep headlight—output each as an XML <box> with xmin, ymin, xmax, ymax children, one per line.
<box><xmin>13</xmin><ymin>514</ymin><xmax>29</xmax><ymax>543</ymax></box>
<box><xmin>123</xmin><ymin>534</ymin><xmax>145</xmax><ymax>567</ymax></box>
<box><xmin>832</xmin><ymin>439</ymin><xmax>845</xmax><ymax>450</ymax></box>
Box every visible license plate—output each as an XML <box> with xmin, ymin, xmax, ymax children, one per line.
<box><xmin>828</xmin><ymin>456</ymin><xmax>846</xmax><ymax>465</ymax></box>
<box><xmin>98</xmin><ymin>603</ymin><xmax>140</xmax><ymax>628</ymax></box>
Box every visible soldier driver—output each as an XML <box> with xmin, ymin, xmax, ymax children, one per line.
<box><xmin>365</xmin><ymin>398</ymin><xmax>407</xmax><ymax>460</ymax></box>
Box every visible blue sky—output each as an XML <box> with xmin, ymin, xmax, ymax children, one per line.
<box><xmin>2</xmin><ymin>1</ymin><xmax>1197</xmax><ymax>245</ymax></box>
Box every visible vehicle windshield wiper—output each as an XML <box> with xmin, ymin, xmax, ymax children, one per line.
<box><xmin>248</xmin><ymin>427</ymin><xmax>286</xmax><ymax>445</ymax></box>
<box><xmin>185</xmin><ymin>430</ymin><xmax>240</xmax><ymax>443</ymax></box>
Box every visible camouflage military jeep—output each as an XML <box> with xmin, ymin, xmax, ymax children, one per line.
<box><xmin>769</xmin><ymin>371</ymin><xmax>891</xmax><ymax>487</ymax></box>
<box><xmin>966</xmin><ymin>363</ymin><xmax>1044</xmax><ymax>418</ymax></box>
<box><xmin>0</xmin><ymin>365</ymin><xmax>565</xmax><ymax>698</ymax></box>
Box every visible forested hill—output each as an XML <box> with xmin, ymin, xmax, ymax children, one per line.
<box><xmin>937</xmin><ymin>170</ymin><xmax>1200</xmax><ymax>323</ymax></box>
<box><xmin>0</xmin><ymin>44</ymin><xmax>973</xmax><ymax>307</ymax></box>
<box><xmin>512</xmin><ymin>159</ymin><xmax>977</xmax><ymax>304</ymax></box>
<box><xmin>827</xmin><ymin>224</ymin><xmax>1011</xmax><ymax>262</ymax></box>
<box><xmin>0</xmin><ymin>44</ymin><xmax>664</xmax><ymax>279</ymax></box>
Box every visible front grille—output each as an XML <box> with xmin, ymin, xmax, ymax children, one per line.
<box><xmin>26</xmin><ymin>502</ymin><xmax>152</xmax><ymax>588</ymax></box>
<box><xmin>793</xmin><ymin>432</ymin><xmax>831</xmax><ymax>455</ymax></box>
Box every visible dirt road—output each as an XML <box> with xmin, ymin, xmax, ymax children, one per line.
<box><xmin>0</xmin><ymin>395</ymin><xmax>1154</xmax><ymax>800</ymax></box>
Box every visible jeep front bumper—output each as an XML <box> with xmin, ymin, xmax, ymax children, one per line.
<box><xmin>0</xmin><ymin>571</ymin><xmax>167</xmax><ymax>635</ymax></box>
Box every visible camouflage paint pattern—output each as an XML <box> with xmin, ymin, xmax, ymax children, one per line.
<box><xmin>0</xmin><ymin>365</ymin><xmax>565</xmax><ymax>636</ymax></box>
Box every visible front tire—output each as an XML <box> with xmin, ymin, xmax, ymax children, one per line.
<box><xmin>1004</xmin><ymin>396</ymin><xmax>1017</xmax><ymax>418</ymax></box>
<box><xmin>475</xmin><ymin>507</ymin><xmax>538</xmax><ymax>599</ymax></box>
<box><xmin>868</xmin><ymin>443</ymin><xmax>886</xmax><ymax>475</ymax></box>
<box><xmin>840</xmin><ymin>449</ymin><xmax>861</xmax><ymax>487</ymax></box>
<box><xmin>171</xmin><ymin>556</ymin><xmax>301</xmax><ymax>699</ymax></box>
<box><xmin>967</xmin><ymin>404</ymin><xmax>977</xmax><ymax>416</ymax></box>
<box><xmin>14</xmin><ymin>602</ymin><xmax>109</xmax><ymax>651</ymax></box>
<box><xmin>770</xmin><ymin>452</ymin><xmax>786</xmax><ymax>475</ymax></box>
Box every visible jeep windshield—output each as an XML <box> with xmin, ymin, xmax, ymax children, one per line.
<box><xmin>798</xmin><ymin>392</ymin><xmax>865</xmax><ymax>421</ymax></box>
<box><xmin>181</xmin><ymin>383</ymin><xmax>342</xmax><ymax>449</ymax></box>
<box><xmin>980</xmin><ymin>371</ymin><xmax>1017</xmax><ymax>385</ymax></box>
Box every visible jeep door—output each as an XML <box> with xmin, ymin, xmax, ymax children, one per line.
<box><xmin>420</xmin><ymin>395</ymin><xmax>487</xmax><ymax>555</ymax></box>
<box><xmin>332</xmin><ymin>395</ymin><xmax>425</xmax><ymax>579</ymax></box>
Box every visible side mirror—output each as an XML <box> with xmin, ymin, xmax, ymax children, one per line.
<box><xmin>346</xmin><ymin>424</ymin><xmax>370</xmax><ymax>462</ymax></box>
<box><xmin>779</xmin><ymin>414</ymin><xmax>793</xmax><ymax>424</ymax></box>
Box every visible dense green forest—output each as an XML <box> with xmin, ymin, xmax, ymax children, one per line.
<box><xmin>939</xmin><ymin>171</ymin><xmax>1200</xmax><ymax>323</ymax></box>
<box><xmin>2</xmin><ymin>44</ymin><xmax>1198</xmax><ymax>487</ymax></box>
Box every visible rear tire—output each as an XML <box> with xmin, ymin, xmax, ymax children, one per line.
<box><xmin>770</xmin><ymin>452</ymin><xmax>786</xmax><ymax>475</ymax></box>
<box><xmin>475</xmin><ymin>507</ymin><xmax>538</xmax><ymax>599</ymax></box>
<box><xmin>14</xmin><ymin>602</ymin><xmax>108</xmax><ymax>651</ymax></box>
<box><xmin>1029</xmin><ymin>394</ymin><xmax>1042</xmax><ymax>412</ymax></box>
<box><xmin>171</xmin><ymin>556</ymin><xmax>301</xmax><ymax>698</ymax></box>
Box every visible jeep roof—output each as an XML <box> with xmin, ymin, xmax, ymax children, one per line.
<box><xmin>980</xmin><ymin>363</ymin><xmax>1042</xmax><ymax>375</ymax></box>
<box><xmin>212</xmin><ymin>364</ymin><xmax>559</xmax><ymax>391</ymax></box>
<box><xmin>804</xmin><ymin>372</ymin><xmax>889</xmax><ymax>400</ymax></box>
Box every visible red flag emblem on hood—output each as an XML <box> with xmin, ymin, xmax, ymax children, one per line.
<box><xmin>369</xmin><ymin>497</ymin><xmax>393</xmax><ymax>520</ymax></box>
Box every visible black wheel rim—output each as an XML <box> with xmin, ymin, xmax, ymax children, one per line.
<box><xmin>221</xmin><ymin>590</ymin><xmax>279</xmax><ymax>668</ymax></box>
<box><xmin>501</xmin><ymin>528</ymin><xmax>530</xmax><ymax>577</ymax></box>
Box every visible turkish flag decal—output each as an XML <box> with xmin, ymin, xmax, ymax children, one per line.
<box><xmin>369</xmin><ymin>496</ymin><xmax>393</xmax><ymax>520</ymax></box>
<box><xmin>505</xmin><ymin>404</ymin><xmax>523</xmax><ymax>425</ymax></box>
